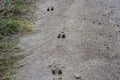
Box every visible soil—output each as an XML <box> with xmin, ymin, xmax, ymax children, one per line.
<box><xmin>14</xmin><ymin>0</ymin><xmax>120</xmax><ymax>80</ymax></box>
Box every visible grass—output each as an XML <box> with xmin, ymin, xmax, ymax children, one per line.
<box><xmin>13</xmin><ymin>1</ymin><xmax>21</xmax><ymax>14</ymax></box>
<box><xmin>0</xmin><ymin>0</ymin><xmax>35</xmax><ymax>80</ymax></box>
<box><xmin>0</xmin><ymin>57</ymin><xmax>17</xmax><ymax>80</ymax></box>
<box><xmin>0</xmin><ymin>19</ymin><xmax>21</xmax><ymax>36</ymax></box>
<box><xmin>0</xmin><ymin>18</ymin><xmax>32</xmax><ymax>36</ymax></box>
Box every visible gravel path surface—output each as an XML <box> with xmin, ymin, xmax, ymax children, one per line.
<box><xmin>15</xmin><ymin>0</ymin><xmax>120</xmax><ymax>80</ymax></box>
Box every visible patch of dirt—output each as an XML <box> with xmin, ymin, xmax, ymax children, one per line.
<box><xmin>14</xmin><ymin>0</ymin><xmax>120</xmax><ymax>80</ymax></box>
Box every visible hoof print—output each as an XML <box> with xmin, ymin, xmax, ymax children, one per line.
<box><xmin>47</xmin><ymin>7</ymin><xmax>54</xmax><ymax>11</ymax></box>
<box><xmin>51</xmin><ymin>7</ymin><xmax>54</xmax><ymax>11</ymax></box>
<box><xmin>57</xmin><ymin>34</ymin><xmax>61</xmax><ymax>39</ymax></box>
<box><xmin>58</xmin><ymin>70</ymin><xmax>62</xmax><ymax>75</ymax></box>
<box><xmin>47</xmin><ymin>8</ymin><xmax>49</xmax><ymax>11</ymax></box>
<box><xmin>51</xmin><ymin>64</ymin><xmax>63</xmax><ymax>80</ymax></box>
<box><xmin>57</xmin><ymin>32</ymin><xmax>66</xmax><ymax>39</ymax></box>
<box><xmin>52</xmin><ymin>70</ymin><xmax>56</xmax><ymax>75</ymax></box>
<box><xmin>62</xmin><ymin>34</ymin><xmax>66</xmax><ymax>39</ymax></box>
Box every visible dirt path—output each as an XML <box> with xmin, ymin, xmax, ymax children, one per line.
<box><xmin>15</xmin><ymin>0</ymin><xmax>120</xmax><ymax>80</ymax></box>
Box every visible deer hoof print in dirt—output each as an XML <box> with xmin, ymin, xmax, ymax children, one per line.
<box><xmin>47</xmin><ymin>7</ymin><xmax>54</xmax><ymax>12</ymax></box>
<box><xmin>57</xmin><ymin>32</ymin><xmax>66</xmax><ymax>39</ymax></box>
<box><xmin>50</xmin><ymin>64</ymin><xmax>63</xmax><ymax>80</ymax></box>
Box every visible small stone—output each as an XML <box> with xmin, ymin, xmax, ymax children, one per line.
<box><xmin>74</xmin><ymin>74</ymin><xmax>81</xmax><ymax>79</ymax></box>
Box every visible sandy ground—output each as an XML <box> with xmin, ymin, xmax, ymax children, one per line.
<box><xmin>15</xmin><ymin>0</ymin><xmax>120</xmax><ymax>80</ymax></box>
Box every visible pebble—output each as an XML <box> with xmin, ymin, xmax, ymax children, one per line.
<box><xmin>74</xmin><ymin>74</ymin><xmax>81</xmax><ymax>79</ymax></box>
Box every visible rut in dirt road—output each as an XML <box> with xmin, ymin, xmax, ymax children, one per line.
<box><xmin>15</xmin><ymin>0</ymin><xmax>120</xmax><ymax>80</ymax></box>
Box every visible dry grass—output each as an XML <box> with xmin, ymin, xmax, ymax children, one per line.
<box><xmin>0</xmin><ymin>0</ymin><xmax>35</xmax><ymax>80</ymax></box>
